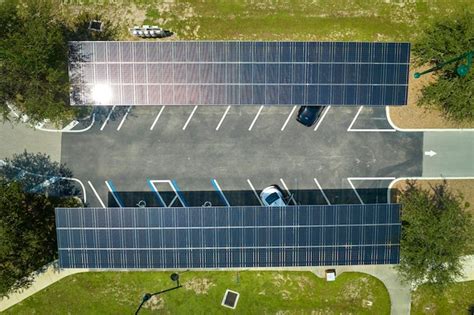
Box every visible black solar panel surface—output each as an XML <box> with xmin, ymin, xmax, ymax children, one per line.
<box><xmin>56</xmin><ymin>204</ymin><xmax>401</xmax><ymax>269</ymax></box>
<box><xmin>69</xmin><ymin>41</ymin><xmax>410</xmax><ymax>106</ymax></box>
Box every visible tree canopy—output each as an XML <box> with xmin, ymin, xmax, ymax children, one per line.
<box><xmin>0</xmin><ymin>179</ymin><xmax>80</xmax><ymax>297</ymax></box>
<box><xmin>413</xmin><ymin>11</ymin><xmax>474</xmax><ymax>122</ymax></box>
<box><xmin>396</xmin><ymin>181</ymin><xmax>473</xmax><ymax>289</ymax></box>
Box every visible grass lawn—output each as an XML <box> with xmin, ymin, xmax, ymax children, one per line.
<box><xmin>411</xmin><ymin>280</ymin><xmax>474</xmax><ymax>314</ymax></box>
<box><xmin>5</xmin><ymin>271</ymin><xmax>390</xmax><ymax>314</ymax></box>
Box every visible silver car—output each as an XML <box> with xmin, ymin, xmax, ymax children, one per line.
<box><xmin>260</xmin><ymin>185</ymin><xmax>286</xmax><ymax>207</ymax></box>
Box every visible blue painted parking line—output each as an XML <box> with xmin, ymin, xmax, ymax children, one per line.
<box><xmin>147</xmin><ymin>179</ymin><xmax>166</xmax><ymax>207</ymax></box>
<box><xmin>105</xmin><ymin>180</ymin><xmax>125</xmax><ymax>207</ymax></box>
<box><xmin>171</xmin><ymin>180</ymin><xmax>188</xmax><ymax>207</ymax></box>
<box><xmin>211</xmin><ymin>179</ymin><xmax>230</xmax><ymax>206</ymax></box>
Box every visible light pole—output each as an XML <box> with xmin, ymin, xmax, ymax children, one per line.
<box><xmin>135</xmin><ymin>273</ymin><xmax>182</xmax><ymax>315</ymax></box>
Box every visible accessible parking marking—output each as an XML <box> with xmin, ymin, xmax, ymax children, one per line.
<box><xmin>279</xmin><ymin>178</ymin><xmax>297</xmax><ymax>205</ymax></box>
<box><xmin>150</xmin><ymin>106</ymin><xmax>166</xmax><ymax>131</ymax></box>
<box><xmin>211</xmin><ymin>179</ymin><xmax>230</xmax><ymax>206</ymax></box>
<box><xmin>116</xmin><ymin>106</ymin><xmax>132</xmax><ymax>131</ymax></box>
<box><xmin>248</xmin><ymin>105</ymin><xmax>264</xmax><ymax>131</ymax></box>
<box><xmin>100</xmin><ymin>106</ymin><xmax>116</xmax><ymax>131</ymax></box>
<box><xmin>182</xmin><ymin>105</ymin><xmax>198</xmax><ymax>130</ymax></box>
<box><xmin>148</xmin><ymin>179</ymin><xmax>188</xmax><ymax>207</ymax></box>
<box><xmin>347</xmin><ymin>177</ymin><xmax>396</xmax><ymax>204</ymax></box>
<box><xmin>105</xmin><ymin>180</ymin><xmax>125</xmax><ymax>207</ymax></box>
<box><xmin>347</xmin><ymin>106</ymin><xmax>396</xmax><ymax>132</ymax></box>
<box><xmin>281</xmin><ymin>105</ymin><xmax>297</xmax><ymax>131</ymax></box>
<box><xmin>87</xmin><ymin>180</ymin><xmax>106</xmax><ymax>208</ymax></box>
<box><xmin>216</xmin><ymin>105</ymin><xmax>231</xmax><ymax>131</ymax></box>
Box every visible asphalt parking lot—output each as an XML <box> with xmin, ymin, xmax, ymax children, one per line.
<box><xmin>60</xmin><ymin>105</ymin><xmax>422</xmax><ymax>208</ymax></box>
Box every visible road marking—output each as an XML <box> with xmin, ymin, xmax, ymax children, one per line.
<box><xmin>281</xmin><ymin>105</ymin><xmax>297</xmax><ymax>131</ymax></box>
<box><xmin>117</xmin><ymin>106</ymin><xmax>132</xmax><ymax>131</ymax></box>
<box><xmin>247</xmin><ymin>179</ymin><xmax>263</xmax><ymax>206</ymax></box>
<box><xmin>182</xmin><ymin>105</ymin><xmax>198</xmax><ymax>130</ymax></box>
<box><xmin>347</xmin><ymin>177</ymin><xmax>397</xmax><ymax>205</ymax></box>
<box><xmin>313</xmin><ymin>178</ymin><xmax>330</xmax><ymax>205</ymax></box>
<box><xmin>314</xmin><ymin>106</ymin><xmax>331</xmax><ymax>131</ymax></box>
<box><xmin>171</xmin><ymin>180</ymin><xmax>187</xmax><ymax>207</ymax></box>
<box><xmin>88</xmin><ymin>181</ymin><xmax>106</xmax><ymax>208</ymax></box>
<box><xmin>216</xmin><ymin>105</ymin><xmax>231</xmax><ymax>131</ymax></box>
<box><xmin>100</xmin><ymin>106</ymin><xmax>116</xmax><ymax>131</ymax></box>
<box><xmin>424</xmin><ymin>150</ymin><xmax>437</xmax><ymax>157</ymax></box>
<box><xmin>279</xmin><ymin>178</ymin><xmax>297</xmax><ymax>205</ymax></box>
<box><xmin>168</xmin><ymin>195</ymin><xmax>179</xmax><ymax>207</ymax></box>
<box><xmin>248</xmin><ymin>105</ymin><xmax>264</xmax><ymax>131</ymax></box>
<box><xmin>148</xmin><ymin>179</ymin><xmax>187</xmax><ymax>207</ymax></box>
<box><xmin>347</xmin><ymin>106</ymin><xmax>395</xmax><ymax>132</ymax></box>
<box><xmin>147</xmin><ymin>180</ymin><xmax>166</xmax><ymax>207</ymax></box>
<box><xmin>150</xmin><ymin>106</ymin><xmax>165</xmax><ymax>130</ymax></box>
<box><xmin>211</xmin><ymin>179</ymin><xmax>230</xmax><ymax>206</ymax></box>
<box><xmin>105</xmin><ymin>180</ymin><xmax>124</xmax><ymax>207</ymax></box>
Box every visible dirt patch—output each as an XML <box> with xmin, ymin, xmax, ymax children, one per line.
<box><xmin>183</xmin><ymin>278</ymin><xmax>216</xmax><ymax>295</ymax></box>
<box><xmin>388</xmin><ymin>63</ymin><xmax>474</xmax><ymax>129</ymax></box>
<box><xmin>143</xmin><ymin>294</ymin><xmax>165</xmax><ymax>311</ymax></box>
<box><xmin>392</xmin><ymin>179</ymin><xmax>474</xmax><ymax>214</ymax></box>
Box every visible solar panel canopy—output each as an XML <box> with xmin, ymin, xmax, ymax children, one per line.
<box><xmin>56</xmin><ymin>204</ymin><xmax>401</xmax><ymax>269</ymax></box>
<box><xmin>68</xmin><ymin>41</ymin><xmax>410</xmax><ymax>106</ymax></box>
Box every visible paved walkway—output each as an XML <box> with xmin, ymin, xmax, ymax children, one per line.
<box><xmin>0</xmin><ymin>261</ymin><xmax>87</xmax><ymax>312</ymax></box>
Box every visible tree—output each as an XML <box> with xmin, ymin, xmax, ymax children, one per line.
<box><xmin>0</xmin><ymin>179</ymin><xmax>80</xmax><ymax>297</ymax></box>
<box><xmin>413</xmin><ymin>11</ymin><xmax>474</xmax><ymax>122</ymax></box>
<box><xmin>396</xmin><ymin>180</ymin><xmax>473</xmax><ymax>289</ymax></box>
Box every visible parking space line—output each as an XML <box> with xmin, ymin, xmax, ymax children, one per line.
<box><xmin>281</xmin><ymin>105</ymin><xmax>297</xmax><ymax>131</ymax></box>
<box><xmin>248</xmin><ymin>105</ymin><xmax>264</xmax><ymax>131</ymax></box>
<box><xmin>117</xmin><ymin>106</ymin><xmax>132</xmax><ymax>131</ymax></box>
<box><xmin>100</xmin><ymin>106</ymin><xmax>116</xmax><ymax>131</ymax></box>
<box><xmin>347</xmin><ymin>106</ymin><xmax>396</xmax><ymax>132</ymax></box>
<box><xmin>147</xmin><ymin>180</ymin><xmax>166</xmax><ymax>207</ymax></box>
<box><xmin>247</xmin><ymin>179</ymin><xmax>263</xmax><ymax>206</ymax></box>
<box><xmin>314</xmin><ymin>106</ymin><xmax>331</xmax><ymax>131</ymax></box>
<box><xmin>150</xmin><ymin>106</ymin><xmax>166</xmax><ymax>130</ymax></box>
<box><xmin>216</xmin><ymin>105</ymin><xmax>231</xmax><ymax>131</ymax></box>
<box><xmin>87</xmin><ymin>181</ymin><xmax>106</xmax><ymax>208</ymax></box>
<box><xmin>347</xmin><ymin>106</ymin><xmax>364</xmax><ymax>131</ymax></box>
<box><xmin>279</xmin><ymin>178</ymin><xmax>297</xmax><ymax>205</ymax></box>
<box><xmin>348</xmin><ymin>177</ymin><xmax>396</xmax><ymax>204</ymax></box>
<box><xmin>211</xmin><ymin>179</ymin><xmax>230</xmax><ymax>206</ymax></box>
<box><xmin>182</xmin><ymin>105</ymin><xmax>198</xmax><ymax>130</ymax></box>
<box><xmin>171</xmin><ymin>180</ymin><xmax>188</xmax><ymax>207</ymax></box>
<box><xmin>168</xmin><ymin>195</ymin><xmax>179</xmax><ymax>207</ymax></box>
<box><xmin>313</xmin><ymin>178</ymin><xmax>330</xmax><ymax>205</ymax></box>
<box><xmin>105</xmin><ymin>180</ymin><xmax>124</xmax><ymax>207</ymax></box>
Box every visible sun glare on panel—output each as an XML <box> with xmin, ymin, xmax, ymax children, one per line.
<box><xmin>91</xmin><ymin>84</ymin><xmax>112</xmax><ymax>105</ymax></box>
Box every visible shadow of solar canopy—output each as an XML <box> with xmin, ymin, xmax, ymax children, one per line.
<box><xmin>56</xmin><ymin>204</ymin><xmax>401</xmax><ymax>269</ymax></box>
<box><xmin>68</xmin><ymin>41</ymin><xmax>410</xmax><ymax>106</ymax></box>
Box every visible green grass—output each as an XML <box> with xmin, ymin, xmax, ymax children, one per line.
<box><xmin>59</xmin><ymin>0</ymin><xmax>474</xmax><ymax>41</ymax></box>
<box><xmin>411</xmin><ymin>280</ymin><xmax>474</xmax><ymax>314</ymax></box>
<box><xmin>5</xmin><ymin>271</ymin><xmax>390</xmax><ymax>314</ymax></box>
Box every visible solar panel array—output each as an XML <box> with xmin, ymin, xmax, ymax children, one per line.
<box><xmin>69</xmin><ymin>41</ymin><xmax>410</xmax><ymax>106</ymax></box>
<box><xmin>56</xmin><ymin>204</ymin><xmax>401</xmax><ymax>269</ymax></box>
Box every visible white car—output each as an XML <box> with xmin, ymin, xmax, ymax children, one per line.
<box><xmin>260</xmin><ymin>185</ymin><xmax>286</xmax><ymax>207</ymax></box>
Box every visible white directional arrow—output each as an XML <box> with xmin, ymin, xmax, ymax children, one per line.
<box><xmin>424</xmin><ymin>150</ymin><xmax>437</xmax><ymax>157</ymax></box>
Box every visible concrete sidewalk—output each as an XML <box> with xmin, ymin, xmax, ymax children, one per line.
<box><xmin>0</xmin><ymin>261</ymin><xmax>87</xmax><ymax>312</ymax></box>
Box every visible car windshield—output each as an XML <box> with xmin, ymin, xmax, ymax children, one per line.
<box><xmin>265</xmin><ymin>192</ymin><xmax>280</xmax><ymax>204</ymax></box>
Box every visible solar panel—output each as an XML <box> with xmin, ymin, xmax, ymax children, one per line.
<box><xmin>68</xmin><ymin>41</ymin><xmax>410</xmax><ymax>106</ymax></box>
<box><xmin>56</xmin><ymin>204</ymin><xmax>401</xmax><ymax>269</ymax></box>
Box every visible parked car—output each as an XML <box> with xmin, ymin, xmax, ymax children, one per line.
<box><xmin>260</xmin><ymin>185</ymin><xmax>286</xmax><ymax>207</ymax></box>
<box><xmin>296</xmin><ymin>106</ymin><xmax>325</xmax><ymax>127</ymax></box>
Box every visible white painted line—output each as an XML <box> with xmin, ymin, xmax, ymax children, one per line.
<box><xmin>100</xmin><ymin>106</ymin><xmax>116</xmax><ymax>131</ymax></box>
<box><xmin>36</xmin><ymin>113</ymin><xmax>96</xmax><ymax>133</ymax></box>
<box><xmin>105</xmin><ymin>180</ymin><xmax>124</xmax><ymax>207</ymax></box>
<box><xmin>247</xmin><ymin>179</ymin><xmax>263</xmax><ymax>206</ymax></box>
<box><xmin>281</xmin><ymin>105</ymin><xmax>297</xmax><ymax>131</ymax></box>
<box><xmin>313</xmin><ymin>178</ymin><xmax>330</xmax><ymax>205</ymax></box>
<box><xmin>347</xmin><ymin>178</ymin><xmax>364</xmax><ymax>204</ymax></box>
<box><xmin>150</xmin><ymin>106</ymin><xmax>165</xmax><ymax>130</ymax></box>
<box><xmin>211</xmin><ymin>179</ymin><xmax>230</xmax><ymax>206</ymax></box>
<box><xmin>385</xmin><ymin>106</ymin><xmax>474</xmax><ymax>132</ymax></box>
<box><xmin>149</xmin><ymin>179</ymin><xmax>186</xmax><ymax>207</ymax></box>
<box><xmin>168</xmin><ymin>195</ymin><xmax>179</xmax><ymax>207</ymax></box>
<box><xmin>313</xmin><ymin>106</ymin><xmax>331</xmax><ymax>131</ymax></box>
<box><xmin>87</xmin><ymin>181</ymin><xmax>106</xmax><ymax>208</ymax></box>
<box><xmin>248</xmin><ymin>105</ymin><xmax>264</xmax><ymax>131</ymax></box>
<box><xmin>387</xmin><ymin>176</ymin><xmax>474</xmax><ymax>203</ymax></box>
<box><xmin>182</xmin><ymin>105</ymin><xmax>198</xmax><ymax>130</ymax></box>
<box><xmin>279</xmin><ymin>178</ymin><xmax>297</xmax><ymax>205</ymax></box>
<box><xmin>216</xmin><ymin>105</ymin><xmax>231</xmax><ymax>131</ymax></box>
<box><xmin>117</xmin><ymin>106</ymin><xmax>132</xmax><ymax>131</ymax></box>
<box><xmin>347</xmin><ymin>106</ymin><xmax>395</xmax><ymax>132</ymax></box>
